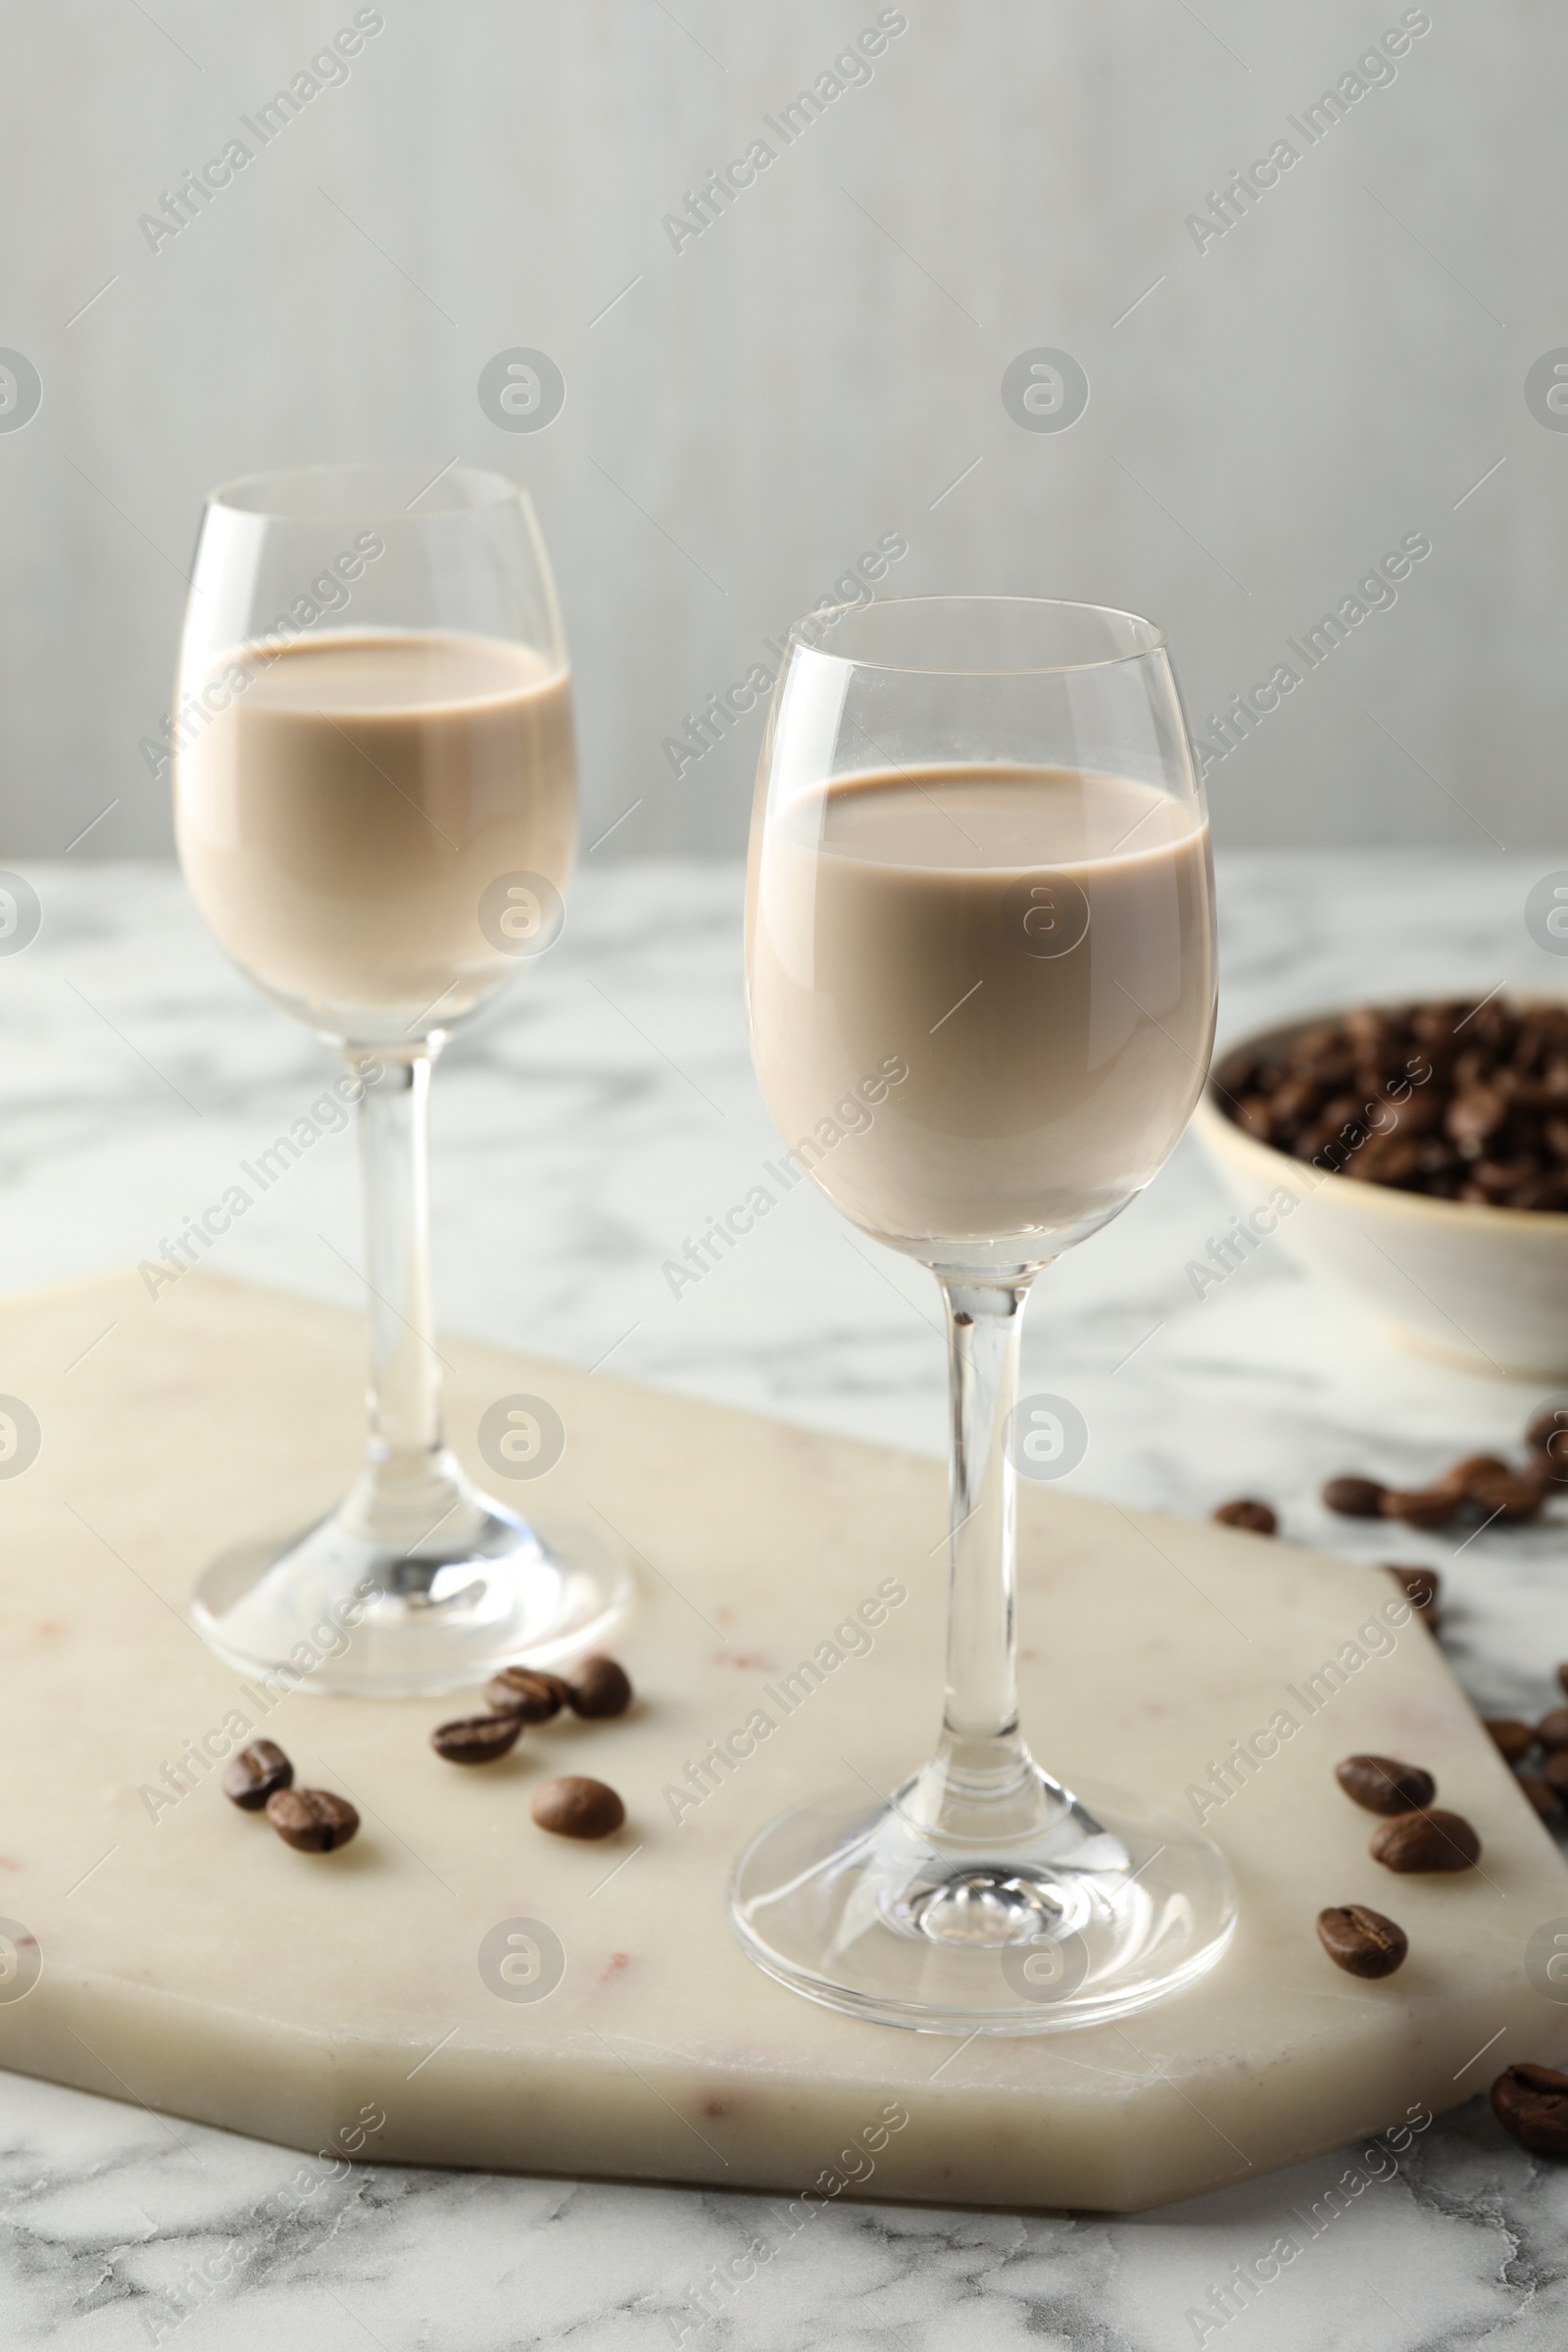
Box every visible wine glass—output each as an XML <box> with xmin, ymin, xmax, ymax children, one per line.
<box><xmin>734</xmin><ymin>594</ymin><xmax>1236</xmax><ymax>2031</ymax></box>
<box><xmin>172</xmin><ymin>464</ymin><xmax>627</xmax><ymax>1696</ymax></box>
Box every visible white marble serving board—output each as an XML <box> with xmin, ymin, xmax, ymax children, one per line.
<box><xmin>1</xmin><ymin>1264</ymin><xmax>1566</xmax><ymax>2217</ymax></box>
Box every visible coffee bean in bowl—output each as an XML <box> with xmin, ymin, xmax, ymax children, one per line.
<box><xmin>1316</xmin><ymin>1904</ymin><xmax>1407</xmax><ymax>1979</ymax></box>
<box><xmin>1215</xmin><ymin>998</ymin><xmax>1568</xmax><ymax>1204</ymax></box>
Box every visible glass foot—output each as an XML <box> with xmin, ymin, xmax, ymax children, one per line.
<box><xmin>191</xmin><ymin>1471</ymin><xmax>631</xmax><ymax>1698</ymax></box>
<box><xmin>728</xmin><ymin>1770</ymin><xmax>1237</xmax><ymax>2034</ymax></box>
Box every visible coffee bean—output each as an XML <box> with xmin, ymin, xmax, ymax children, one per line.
<box><xmin>1485</xmin><ymin>1717</ymin><xmax>1535</xmax><ymax>1764</ymax></box>
<box><xmin>1447</xmin><ymin>1083</ymin><xmax>1509</xmax><ymax>1147</ymax></box>
<box><xmin>1519</xmin><ymin>1772</ymin><xmax>1562</xmax><ymax>1822</ymax></box>
<box><xmin>1316</xmin><ymin>1903</ymin><xmax>1408</xmax><ymax>1979</ymax></box>
<box><xmin>1492</xmin><ymin>2063</ymin><xmax>1568</xmax><ymax>2157</ymax></box>
<box><xmin>1437</xmin><ymin>1453</ymin><xmax>1512</xmax><ymax>1501</ymax></box>
<box><xmin>222</xmin><ymin>1739</ymin><xmax>293</xmax><ymax>1811</ymax></box>
<box><xmin>1558</xmin><ymin>1661</ymin><xmax>1568</xmax><ymax>1698</ymax></box>
<box><xmin>1539</xmin><ymin>1708</ymin><xmax>1568</xmax><ymax>1752</ymax></box>
<box><xmin>484</xmin><ymin>1667</ymin><xmax>569</xmax><ymax>1722</ymax></box>
<box><xmin>532</xmin><ymin>1775</ymin><xmax>624</xmax><ymax>1839</ymax></box>
<box><xmin>1369</xmin><ymin>1807</ymin><xmax>1481</xmax><ymax>1872</ymax></box>
<box><xmin>1212</xmin><ymin>1497</ymin><xmax>1277</xmax><ymax>1536</ymax></box>
<box><xmin>430</xmin><ymin>1714</ymin><xmax>522</xmax><ymax>1765</ymax></box>
<box><xmin>1348</xmin><ymin>1135</ymin><xmax>1422</xmax><ymax>1185</ymax></box>
<box><xmin>1544</xmin><ymin>1751</ymin><xmax>1568</xmax><ymax>1795</ymax></box>
<box><xmin>266</xmin><ymin>1788</ymin><xmax>360</xmax><ymax>1852</ymax></box>
<box><xmin>1380</xmin><ymin>1489</ymin><xmax>1458</xmax><ymax>1531</ymax></box>
<box><xmin>1335</xmin><ymin>1753</ymin><xmax>1436</xmax><ymax>1815</ymax></box>
<box><xmin>1466</xmin><ymin>1467</ymin><xmax>1544</xmax><ymax>1524</ymax></box>
<box><xmin>1385</xmin><ymin>1563</ymin><xmax>1442</xmax><ymax>1616</ymax></box>
<box><xmin>568</xmin><ymin>1656</ymin><xmax>633</xmax><ymax>1718</ymax></box>
<box><xmin>1323</xmin><ymin>1475</ymin><xmax>1387</xmax><ymax>1518</ymax></box>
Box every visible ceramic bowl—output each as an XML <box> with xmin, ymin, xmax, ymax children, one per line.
<box><xmin>1191</xmin><ymin>1008</ymin><xmax>1568</xmax><ymax>1380</ymax></box>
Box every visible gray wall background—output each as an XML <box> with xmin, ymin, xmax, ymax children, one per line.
<box><xmin>0</xmin><ymin>0</ymin><xmax>1556</xmax><ymax>861</ymax></box>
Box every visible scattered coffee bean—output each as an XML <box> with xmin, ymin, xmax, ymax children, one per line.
<box><xmin>1544</xmin><ymin>1751</ymin><xmax>1568</xmax><ymax>1795</ymax></box>
<box><xmin>1485</xmin><ymin>1717</ymin><xmax>1536</xmax><ymax>1764</ymax></box>
<box><xmin>1519</xmin><ymin>1772</ymin><xmax>1562</xmax><ymax>1823</ymax></box>
<box><xmin>1538</xmin><ymin>1708</ymin><xmax>1568</xmax><ymax>1752</ymax></box>
<box><xmin>1323</xmin><ymin>1475</ymin><xmax>1387</xmax><ymax>1518</ymax></box>
<box><xmin>1319</xmin><ymin>1437</ymin><xmax>1558</xmax><ymax>1537</ymax></box>
<box><xmin>1335</xmin><ymin>1754</ymin><xmax>1436</xmax><ymax>1815</ymax></box>
<box><xmin>222</xmin><ymin>1740</ymin><xmax>293</xmax><ymax>1811</ymax></box>
<box><xmin>1466</xmin><ymin>1467</ymin><xmax>1544</xmax><ymax>1524</ymax></box>
<box><xmin>1558</xmin><ymin>1661</ymin><xmax>1568</xmax><ymax>1698</ymax></box>
<box><xmin>1437</xmin><ymin>1453</ymin><xmax>1513</xmax><ymax>1500</ymax></box>
<box><xmin>484</xmin><ymin>1667</ymin><xmax>570</xmax><ymax>1722</ymax></box>
<box><xmin>266</xmin><ymin>1788</ymin><xmax>360</xmax><ymax>1852</ymax></box>
<box><xmin>531</xmin><ymin>1775</ymin><xmax>624</xmax><ymax>1839</ymax></box>
<box><xmin>568</xmin><ymin>1655</ymin><xmax>633</xmax><ymax>1718</ymax></box>
<box><xmin>1316</xmin><ymin>1903</ymin><xmax>1408</xmax><ymax>1979</ymax></box>
<box><xmin>1212</xmin><ymin>1498</ymin><xmax>1277</xmax><ymax>1536</ymax></box>
<box><xmin>1492</xmin><ymin>2062</ymin><xmax>1568</xmax><ymax>2158</ymax></box>
<box><xmin>1221</xmin><ymin>998</ymin><xmax>1568</xmax><ymax>1209</ymax></box>
<box><xmin>430</xmin><ymin>1714</ymin><xmax>523</xmax><ymax>1765</ymax></box>
<box><xmin>1379</xmin><ymin>1488</ymin><xmax>1457</xmax><ymax>1532</ymax></box>
<box><xmin>1386</xmin><ymin>1563</ymin><xmax>1442</xmax><ymax>1621</ymax></box>
<box><xmin>1369</xmin><ymin>1807</ymin><xmax>1481</xmax><ymax>1872</ymax></box>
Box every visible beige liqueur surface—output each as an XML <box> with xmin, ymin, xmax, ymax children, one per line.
<box><xmin>747</xmin><ymin>764</ymin><xmax>1214</xmax><ymax>1250</ymax></box>
<box><xmin>176</xmin><ymin>630</ymin><xmax>576</xmax><ymax>1023</ymax></box>
<box><xmin>0</xmin><ymin>1266</ymin><xmax>1563</xmax><ymax>2213</ymax></box>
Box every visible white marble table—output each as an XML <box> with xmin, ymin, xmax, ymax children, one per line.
<box><xmin>4</xmin><ymin>851</ymin><xmax>1568</xmax><ymax>2349</ymax></box>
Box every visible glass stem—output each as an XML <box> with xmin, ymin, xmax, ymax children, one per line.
<box><xmin>341</xmin><ymin>1044</ymin><xmax>467</xmax><ymax>1560</ymax></box>
<box><xmin>920</xmin><ymin>1277</ymin><xmax>1066</xmax><ymax>1844</ymax></box>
